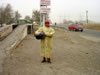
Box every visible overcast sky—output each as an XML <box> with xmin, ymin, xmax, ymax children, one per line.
<box><xmin>0</xmin><ymin>0</ymin><xmax>100</xmax><ymax>23</ymax></box>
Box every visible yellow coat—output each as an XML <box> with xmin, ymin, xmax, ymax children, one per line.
<box><xmin>35</xmin><ymin>26</ymin><xmax>55</xmax><ymax>58</ymax></box>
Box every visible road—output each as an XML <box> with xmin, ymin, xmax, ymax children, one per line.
<box><xmin>56</xmin><ymin>25</ymin><xmax>100</xmax><ymax>38</ymax></box>
<box><xmin>83</xmin><ymin>29</ymin><xmax>100</xmax><ymax>38</ymax></box>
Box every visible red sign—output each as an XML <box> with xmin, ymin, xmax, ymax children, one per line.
<box><xmin>40</xmin><ymin>0</ymin><xmax>50</xmax><ymax>6</ymax></box>
<box><xmin>40</xmin><ymin>8</ymin><xmax>50</xmax><ymax>13</ymax></box>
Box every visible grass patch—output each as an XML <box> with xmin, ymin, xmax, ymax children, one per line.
<box><xmin>83</xmin><ymin>24</ymin><xmax>100</xmax><ymax>31</ymax></box>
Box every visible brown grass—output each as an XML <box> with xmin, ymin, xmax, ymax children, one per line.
<box><xmin>83</xmin><ymin>24</ymin><xmax>100</xmax><ymax>31</ymax></box>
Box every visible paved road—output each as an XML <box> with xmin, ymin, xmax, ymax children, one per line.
<box><xmin>83</xmin><ymin>29</ymin><xmax>100</xmax><ymax>38</ymax></box>
<box><xmin>56</xmin><ymin>25</ymin><xmax>100</xmax><ymax>38</ymax></box>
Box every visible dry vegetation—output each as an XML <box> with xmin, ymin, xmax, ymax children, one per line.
<box><xmin>83</xmin><ymin>24</ymin><xmax>100</xmax><ymax>31</ymax></box>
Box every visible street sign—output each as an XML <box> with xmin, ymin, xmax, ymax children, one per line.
<box><xmin>40</xmin><ymin>8</ymin><xmax>50</xmax><ymax>13</ymax></box>
<box><xmin>40</xmin><ymin>0</ymin><xmax>50</xmax><ymax>6</ymax></box>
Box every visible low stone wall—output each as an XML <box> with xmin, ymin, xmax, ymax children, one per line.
<box><xmin>0</xmin><ymin>25</ymin><xmax>28</xmax><ymax>73</ymax></box>
<box><xmin>0</xmin><ymin>26</ymin><xmax>12</xmax><ymax>41</ymax></box>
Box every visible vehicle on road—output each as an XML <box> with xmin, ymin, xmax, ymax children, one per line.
<box><xmin>68</xmin><ymin>24</ymin><xmax>83</xmax><ymax>32</ymax></box>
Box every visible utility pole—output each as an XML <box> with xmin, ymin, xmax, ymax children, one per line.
<box><xmin>86</xmin><ymin>10</ymin><xmax>88</xmax><ymax>24</ymax></box>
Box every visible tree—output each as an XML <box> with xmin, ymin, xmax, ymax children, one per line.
<box><xmin>32</xmin><ymin>10</ymin><xmax>40</xmax><ymax>24</ymax></box>
<box><xmin>14</xmin><ymin>11</ymin><xmax>21</xmax><ymax>22</ymax></box>
<box><xmin>24</xmin><ymin>16</ymin><xmax>31</xmax><ymax>21</ymax></box>
<box><xmin>0</xmin><ymin>6</ymin><xmax>4</xmax><ymax>26</ymax></box>
<box><xmin>63</xmin><ymin>19</ymin><xmax>74</xmax><ymax>24</ymax></box>
<box><xmin>0</xmin><ymin>4</ymin><xmax>14</xmax><ymax>25</ymax></box>
<box><xmin>4</xmin><ymin>4</ymin><xmax>14</xmax><ymax>24</ymax></box>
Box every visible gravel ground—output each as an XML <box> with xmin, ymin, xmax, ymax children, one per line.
<box><xmin>3</xmin><ymin>29</ymin><xmax>100</xmax><ymax>75</ymax></box>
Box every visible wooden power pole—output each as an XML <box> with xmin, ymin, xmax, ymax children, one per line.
<box><xmin>86</xmin><ymin>10</ymin><xmax>88</xmax><ymax>24</ymax></box>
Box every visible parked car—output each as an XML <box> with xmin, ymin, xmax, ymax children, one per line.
<box><xmin>68</xmin><ymin>24</ymin><xmax>83</xmax><ymax>32</ymax></box>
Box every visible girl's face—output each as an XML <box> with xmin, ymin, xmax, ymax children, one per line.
<box><xmin>45</xmin><ymin>24</ymin><xmax>50</xmax><ymax>27</ymax></box>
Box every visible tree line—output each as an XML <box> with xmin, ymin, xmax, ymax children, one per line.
<box><xmin>0</xmin><ymin>4</ymin><xmax>21</xmax><ymax>26</ymax></box>
<box><xmin>0</xmin><ymin>4</ymin><xmax>40</xmax><ymax>27</ymax></box>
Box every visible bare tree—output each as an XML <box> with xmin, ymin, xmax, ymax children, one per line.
<box><xmin>32</xmin><ymin>10</ymin><xmax>40</xmax><ymax>24</ymax></box>
<box><xmin>0</xmin><ymin>6</ymin><xmax>4</xmax><ymax>26</ymax></box>
<box><xmin>4</xmin><ymin>4</ymin><xmax>14</xmax><ymax>24</ymax></box>
<box><xmin>0</xmin><ymin>4</ymin><xmax>14</xmax><ymax>25</ymax></box>
<box><xmin>14</xmin><ymin>11</ymin><xmax>21</xmax><ymax>22</ymax></box>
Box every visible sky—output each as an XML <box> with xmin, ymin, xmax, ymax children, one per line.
<box><xmin>0</xmin><ymin>0</ymin><xmax>100</xmax><ymax>23</ymax></box>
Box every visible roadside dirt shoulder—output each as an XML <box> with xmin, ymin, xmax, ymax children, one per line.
<box><xmin>3</xmin><ymin>29</ymin><xmax>100</xmax><ymax>75</ymax></box>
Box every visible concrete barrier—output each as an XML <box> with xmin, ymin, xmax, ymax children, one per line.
<box><xmin>0</xmin><ymin>26</ymin><xmax>12</xmax><ymax>41</ymax></box>
<box><xmin>0</xmin><ymin>25</ymin><xmax>28</xmax><ymax>73</ymax></box>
